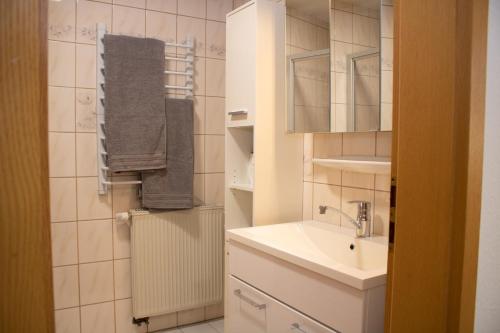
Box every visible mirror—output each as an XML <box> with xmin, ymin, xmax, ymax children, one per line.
<box><xmin>286</xmin><ymin>0</ymin><xmax>393</xmax><ymax>133</ymax></box>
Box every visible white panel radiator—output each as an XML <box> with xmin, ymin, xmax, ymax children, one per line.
<box><xmin>130</xmin><ymin>206</ymin><xmax>224</xmax><ymax>318</ymax></box>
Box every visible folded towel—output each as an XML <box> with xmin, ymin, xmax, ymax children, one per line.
<box><xmin>104</xmin><ymin>35</ymin><xmax>166</xmax><ymax>172</ymax></box>
<box><xmin>142</xmin><ymin>98</ymin><xmax>194</xmax><ymax>209</ymax></box>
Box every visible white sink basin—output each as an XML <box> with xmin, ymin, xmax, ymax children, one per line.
<box><xmin>226</xmin><ymin>220</ymin><xmax>388</xmax><ymax>290</ymax></box>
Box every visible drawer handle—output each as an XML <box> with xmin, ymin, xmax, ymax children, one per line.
<box><xmin>228</xmin><ymin>109</ymin><xmax>248</xmax><ymax>116</ymax></box>
<box><xmin>291</xmin><ymin>323</ymin><xmax>308</xmax><ymax>333</ymax></box>
<box><xmin>233</xmin><ymin>289</ymin><xmax>266</xmax><ymax>310</ymax></box>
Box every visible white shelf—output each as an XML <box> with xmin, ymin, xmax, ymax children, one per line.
<box><xmin>312</xmin><ymin>156</ymin><xmax>391</xmax><ymax>175</ymax></box>
<box><xmin>229</xmin><ymin>183</ymin><xmax>254</xmax><ymax>192</ymax></box>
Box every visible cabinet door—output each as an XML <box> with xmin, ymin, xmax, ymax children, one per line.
<box><xmin>226</xmin><ymin>276</ymin><xmax>270</xmax><ymax>333</ymax></box>
<box><xmin>226</xmin><ymin>2</ymin><xmax>256</xmax><ymax>127</ymax></box>
<box><xmin>269</xmin><ymin>298</ymin><xmax>339</xmax><ymax>333</ymax></box>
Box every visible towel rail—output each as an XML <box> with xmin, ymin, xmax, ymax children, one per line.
<box><xmin>95</xmin><ymin>22</ymin><xmax>195</xmax><ymax>195</ymax></box>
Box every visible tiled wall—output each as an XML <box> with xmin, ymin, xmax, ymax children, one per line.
<box><xmin>286</xmin><ymin>8</ymin><xmax>330</xmax><ymax>132</ymax></box>
<box><xmin>302</xmin><ymin>0</ymin><xmax>393</xmax><ymax>236</ymax></box>
<box><xmin>380</xmin><ymin>0</ymin><xmax>394</xmax><ymax>129</ymax></box>
<box><xmin>330</xmin><ymin>0</ymin><xmax>380</xmax><ymax>132</ymax></box>
<box><xmin>48</xmin><ymin>0</ymin><xmax>234</xmax><ymax>332</ymax></box>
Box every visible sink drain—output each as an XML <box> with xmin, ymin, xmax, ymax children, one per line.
<box><xmin>349</xmin><ymin>244</ymin><xmax>355</xmax><ymax>250</ymax></box>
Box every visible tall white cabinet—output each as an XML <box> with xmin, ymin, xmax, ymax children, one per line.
<box><xmin>225</xmin><ymin>0</ymin><xmax>303</xmax><ymax>230</ymax></box>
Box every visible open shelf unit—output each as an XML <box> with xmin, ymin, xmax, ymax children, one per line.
<box><xmin>224</xmin><ymin>0</ymin><xmax>303</xmax><ymax>230</ymax></box>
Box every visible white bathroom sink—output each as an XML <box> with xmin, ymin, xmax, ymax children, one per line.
<box><xmin>226</xmin><ymin>220</ymin><xmax>388</xmax><ymax>290</ymax></box>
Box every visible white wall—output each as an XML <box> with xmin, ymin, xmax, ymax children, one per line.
<box><xmin>474</xmin><ymin>0</ymin><xmax>500</xmax><ymax>331</ymax></box>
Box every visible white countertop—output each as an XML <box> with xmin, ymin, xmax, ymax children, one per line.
<box><xmin>226</xmin><ymin>220</ymin><xmax>388</xmax><ymax>290</ymax></box>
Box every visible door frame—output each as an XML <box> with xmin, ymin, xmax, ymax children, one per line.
<box><xmin>0</xmin><ymin>1</ymin><xmax>54</xmax><ymax>332</ymax></box>
<box><xmin>385</xmin><ymin>0</ymin><xmax>489</xmax><ymax>332</ymax></box>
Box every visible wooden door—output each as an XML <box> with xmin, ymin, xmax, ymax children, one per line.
<box><xmin>0</xmin><ymin>1</ymin><xmax>54</xmax><ymax>332</ymax></box>
<box><xmin>385</xmin><ymin>0</ymin><xmax>489</xmax><ymax>332</ymax></box>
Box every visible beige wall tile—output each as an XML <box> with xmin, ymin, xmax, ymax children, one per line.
<box><xmin>375</xmin><ymin>174</ymin><xmax>391</xmax><ymax>192</ymax></box>
<box><xmin>193</xmin><ymin>96</ymin><xmax>206</xmax><ymax>134</ymax></box>
<box><xmin>49</xmin><ymin>87</ymin><xmax>75</xmax><ymax>132</ymax></box>
<box><xmin>313</xmin><ymin>133</ymin><xmax>342</xmax><ymax>158</ymax></box>
<box><xmin>333</xmin><ymin>41</ymin><xmax>352</xmax><ymax>73</ymax></box>
<box><xmin>77</xmin><ymin>177</ymin><xmax>112</xmax><ymax>220</ymax></box>
<box><xmin>114</xmin><ymin>0</ymin><xmax>145</xmax><ymax>8</ymax></box>
<box><xmin>177</xmin><ymin>16</ymin><xmax>205</xmax><ymax>57</ymax></box>
<box><xmin>333</xmin><ymin>10</ymin><xmax>353</xmax><ymax>43</ymax></box>
<box><xmin>340</xmin><ymin>187</ymin><xmax>374</xmax><ymax>229</ymax></box>
<box><xmin>290</xmin><ymin>17</ymin><xmax>316</xmax><ymax>50</ymax></box>
<box><xmin>312</xmin><ymin>183</ymin><xmax>341</xmax><ymax>224</ymax></box>
<box><xmin>205</xmin><ymin>97</ymin><xmax>224</xmax><ymax>135</ymax></box>
<box><xmin>178</xmin><ymin>0</ymin><xmax>206</xmax><ymax>19</ymax></box>
<box><xmin>145</xmin><ymin>10</ymin><xmax>176</xmax><ymax>44</ymax></box>
<box><xmin>80</xmin><ymin>301</ymin><xmax>115</xmax><ymax>333</ymax></box>
<box><xmin>194</xmin><ymin>135</ymin><xmax>205</xmax><ymax>173</ymax></box>
<box><xmin>51</xmin><ymin>222</ymin><xmax>78</xmax><ymax>266</ymax></box>
<box><xmin>49</xmin><ymin>41</ymin><xmax>75</xmax><ymax>87</ymax></box>
<box><xmin>53</xmin><ymin>265</ymin><xmax>80</xmax><ymax>309</ymax></box>
<box><xmin>206</xmin><ymin>20</ymin><xmax>226</xmax><ymax>59</ymax></box>
<box><xmin>193</xmin><ymin>173</ymin><xmax>205</xmax><ymax>205</ymax></box>
<box><xmin>374</xmin><ymin>191</ymin><xmax>390</xmax><ymax>236</ymax></box>
<box><xmin>177</xmin><ymin>57</ymin><xmax>205</xmax><ymax>95</ymax></box>
<box><xmin>205</xmin><ymin>135</ymin><xmax>225</xmax><ymax>173</ymax></box>
<box><xmin>334</xmin><ymin>72</ymin><xmax>346</xmax><ymax>104</ymax></box>
<box><xmin>76</xmin><ymin>133</ymin><xmax>97</xmax><ymax>176</ymax></box>
<box><xmin>49</xmin><ymin>132</ymin><xmax>76</xmax><ymax>177</ymax></box>
<box><xmin>178</xmin><ymin>307</ymin><xmax>205</xmax><ymax>326</ymax></box>
<box><xmin>376</xmin><ymin>131</ymin><xmax>392</xmax><ymax>157</ymax></box>
<box><xmin>207</xmin><ymin>0</ymin><xmax>232</xmax><ymax>22</ymax></box>
<box><xmin>342</xmin><ymin>132</ymin><xmax>376</xmax><ymax>156</ymax></box>
<box><xmin>113</xmin><ymin>5</ymin><xmax>146</xmax><ymax>37</ymax></box>
<box><xmin>113</xmin><ymin>222</ymin><xmax>131</xmax><ymax>259</ymax></box>
<box><xmin>76</xmin><ymin>0</ymin><xmax>112</xmax><ymax>44</ymax></box>
<box><xmin>335</xmin><ymin>0</ymin><xmax>353</xmax><ymax>12</ymax></box>
<box><xmin>79</xmin><ymin>261</ymin><xmax>114</xmax><ymax>305</ymax></box>
<box><xmin>313</xmin><ymin>165</ymin><xmax>342</xmax><ymax>185</ymax></box>
<box><xmin>48</xmin><ymin>0</ymin><xmax>76</xmax><ymax>42</ymax></box>
<box><xmin>115</xmin><ymin>298</ymin><xmax>148</xmax><ymax>333</ymax></box>
<box><xmin>50</xmin><ymin>177</ymin><xmax>77</xmax><ymax>222</ymax></box>
<box><xmin>114</xmin><ymin>258</ymin><xmax>132</xmax><ymax>299</ymax></box>
<box><xmin>76</xmin><ymin>88</ymin><xmax>97</xmax><ymax>132</ymax></box>
<box><xmin>76</xmin><ymin>44</ymin><xmax>96</xmax><ymax>88</ymax></box>
<box><xmin>233</xmin><ymin>0</ymin><xmax>250</xmax><ymax>9</ymax></box>
<box><xmin>341</xmin><ymin>171</ymin><xmax>375</xmax><ymax>189</ymax></box>
<box><xmin>146</xmin><ymin>0</ymin><xmax>176</xmax><ymax>13</ymax></box>
<box><xmin>55</xmin><ymin>307</ymin><xmax>80</xmax><ymax>333</ymax></box>
<box><xmin>78</xmin><ymin>219</ymin><xmax>113</xmax><ymax>263</ymax></box>
<box><xmin>206</xmin><ymin>58</ymin><xmax>225</xmax><ymax>97</ymax></box>
<box><xmin>303</xmin><ymin>181</ymin><xmax>313</xmax><ymax>220</ymax></box>
<box><xmin>205</xmin><ymin>173</ymin><xmax>224</xmax><ymax>206</ymax></box>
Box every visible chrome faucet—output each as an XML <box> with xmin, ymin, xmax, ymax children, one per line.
<box><xmin>319</xmin><ymin>201</ymin><xmax>371</xmax><ymax>238</ymax></box>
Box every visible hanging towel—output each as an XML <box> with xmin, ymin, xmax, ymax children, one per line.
<box><xmin>104</xmin><ymin>35</ymin><xmax>166</xmax><ymax>172</ymax></box>
<box><xmin>142</xmin><ymin>98</ymin><xmax>194</xmax><ymax>209</ymax></box>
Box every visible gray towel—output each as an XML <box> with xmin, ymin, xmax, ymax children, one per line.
<box><xmin>104</xmin><ymin>35</ymin><xmax>166</xmax><ymax>172</ymax></box>
<box><xmin>142</xmin><ymin>98</ymin><xmax>194</xmax><ymax>209</ymax></box>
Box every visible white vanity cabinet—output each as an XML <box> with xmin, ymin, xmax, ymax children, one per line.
<box><xmin>227</xmin><ymin>276</ymin><xmax>338</xmax><ymax>333</ymax></box>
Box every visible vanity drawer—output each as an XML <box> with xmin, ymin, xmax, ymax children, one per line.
<box><xmin>228</xmin><ymin>241</ymin><xmax>385</xmax><ymax>333</ymax></box>
<box><xmin>227</xmin><ymin>275</ymin><xmax>338</xmax><ymax>333</ymax></box>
